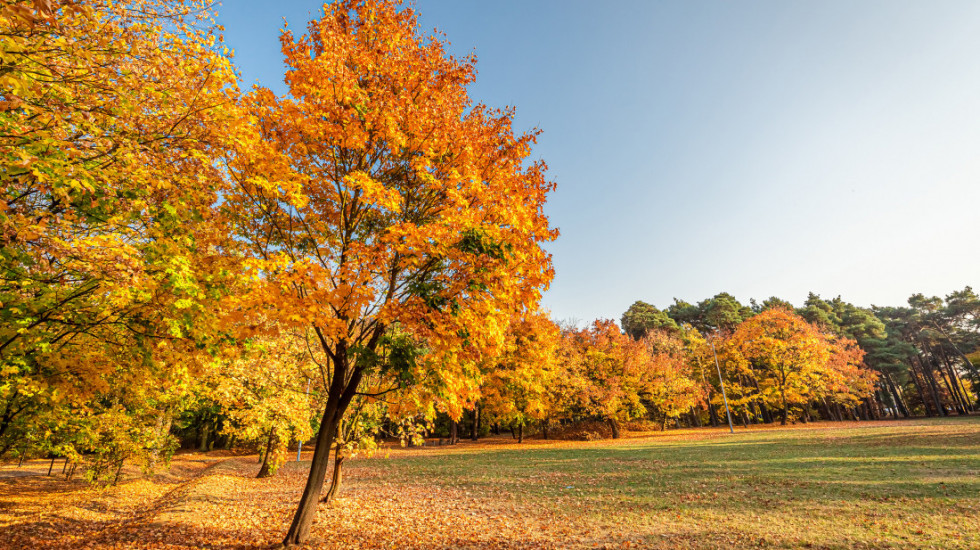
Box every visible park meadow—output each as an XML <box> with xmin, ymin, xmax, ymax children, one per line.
<box><xmin>2</xmin><ymin>418</ymin><xmax>979</xmax><ymax>549</ymax></box>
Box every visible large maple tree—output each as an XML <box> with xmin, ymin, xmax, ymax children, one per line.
<box><xmin>223</xmin><ymin>0</ymin><xmax>556</xmax><ymax>544</ymax></box>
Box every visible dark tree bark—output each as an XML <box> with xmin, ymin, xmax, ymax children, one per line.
<box><xmin>112</xmin><ymin>459</ymin><xmax>124</xmax><ymax>486</ymax></box>
<box><xmin>282</xmin><ymin>335</ymin><xmax>368</xmax><ymax>547</ymax></box>
<box><xmin>708</xmin><ymin>402</ymin><xmax>720</xmax><ymax>427</ymax></box>
<box><xmin>517</xmin><ymin>424</ymin><xmax>524</xmax><ymax>443</ymax></box>
<box><xmin>931</xmin><ymin>321</ymin><xmax>980</xmax><ymax>401</ymax></box>
<box><xmin>918</xmin><ymin>352</ymin><xmax>948</xmax><ymax>416</ymax></box>
<box><xmin>322</xmin><ymin>453</ymin><xmax>345</xmax><ymax>504</ymax></box>
<box><xmin>938</xmin><ymin>346</ymin><xmax>974</xmax><ymax>412</ymax></box>
<box><xmin>885</xmin><ymin>374</ymin><xmax>910</xmax><ymax>418</ymax></box>
<box><xmin>471</xmin><ymin>404</ymin><xmax>480</xmax><ymax>441</ymax></box>
<box><xmin>257</xmin><ymin>428</ymin><xmax>278</xmax><ymax>479</ymax></box>
<box><xmin>906</xmin><ymin>357</ymin><xmax>933</xmax><ymax>416</ymax></box>
<box><xmin>690</xmin><ymin>408</ymin><xmax>702</xmax><ymax>428</ymax></box>
<box><xmin>608</xmin><ymin>418</ymin><xmax>621</xmax><ymax>439</ymax></box>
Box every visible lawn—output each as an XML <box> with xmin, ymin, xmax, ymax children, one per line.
<box><xmin>1</xmin><ymin>417</ymin><xmax>978</xmax><ymax>549</ymax></box>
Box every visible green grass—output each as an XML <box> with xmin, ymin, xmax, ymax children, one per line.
<box><xmin>348</xmin><ymin>417</ymin><xmax>980</xmax><ymax>549</ymax></box>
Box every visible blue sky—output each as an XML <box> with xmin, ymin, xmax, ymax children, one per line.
<box><xmin>217</xmin><ymin>1</ymin><xmax>980</xmax><ymax>323</ymax></box>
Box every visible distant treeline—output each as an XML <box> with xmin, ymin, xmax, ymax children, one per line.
<box><xmin>436</xmin><ymin>288</ymin><xmax>978</xmax><ymax>443</ymax></box>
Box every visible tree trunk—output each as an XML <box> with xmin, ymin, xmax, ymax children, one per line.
<box><xmin>542</xmin><ymin>420</ymin><xmax>549</xmax><ymax>440</ymax></box>
<box><xmin>708</xmin><ymin>402</ymin><xmax>720</xmax><ymax>427</ymax></box>
<box><xmin>112</xmin><ymin>459</ymin><xmax>124</xmax><ymax>486</ymax></box>
<box><xmin>257</xmin><ymin>428</ymin><xmax>277</xmax><ymax>478</ymax></box>
<box><xmin>919</xmin><ymin>352</ymin><xmax>948</xmax><ymax>416</ymax></box>
<box><xmin>608</xmin><ymin>418</ymin><xmax>621</xmax><ymax>439</ymax></box>
<box><xmin>322</xmin><ymin>454</ymin><xmax>345</xmax><ymax>504</ymax></box>
<box><xmin>885</xmin><ymin>374</ymin><xmax>910</xmax><ymax>418</ymax></box>
<box><xmin>282</xmin><ymin>337</ymin><xmax>365</xmax><ymax>548</ymax></box>
<box><xmin>471</xmin><ymin>404</ymin><xmax>480</xmax><ymax>441</ymax></box>
<box><xmin>779</xmin><ymin>387</ymin><xmax>788</xmax><ymax>426</ymax></box>
<box><xmin>938</xmin><ymin>346</ymin><xmax>973</xmax><ymax>412</ymax></box>
<box><xmin>930</xmin><ymin>345</ymin><xmax>966</xmax><ymax>414</ymax></box>
<box><xmin>932</xmin><ymin>321</ymin><xmax>980</xmax><ymax>401</ymax></box>
<box><xmin>450</xmin><ymin>420</ymin><xmax>458</xmax><ymax>444</ymax></box>
<box><xmin>906</xmin><ymin>357</ymin><xmax>933</xmax><ymax>416</ymax></box>
<box><xmin>517</xmin><ymin>424</ymin><xmax>524</xmax><ymax>443</ymax></box>
<box><xmin>47</xmin><ymin>457</ymin><xmax>55</xmax><ymax>476</ymax></box>
<box><xmin>758</xmin><ymin>402</ymin><xmax>773</xmax><ymax>424</ymax></box>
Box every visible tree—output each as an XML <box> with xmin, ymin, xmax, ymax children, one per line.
<box><xmin>0</xmin><ymin>0</ymin><xmax>241</xmax><ymax>462</ymax></box>
<box><xmin>480</xmin><ymin>312</ymin><xmax>560</xmax><ymax>443</ymax></box>
<box><xmin>621</xmin><ymin>301</ymin><xmax>678</xmax><ymax>340</ymax></box>
<box><xmin>211</xmin><ymin>332</ymin><xmax>318</xmax><ymax>478</ymax></box>
<box><xmin>666</xmin><ymin>293</ymin><xmax>753</xmax><ymax>333</ymax></box>
<box><xmin>222</xmin><ymin>1</ymin><xmax>556</xmax><ymax>544</ymax></box>
<box><xmin>562</xmin><ymin>320</ymin><xmax>651</xmax><ymax>438</ymax></box>
<box><xmin>641</xmin><ymin>330</ymin><xmax>705</xmax><ymax>430</ymax></box>
<box><xmin>726</xmin><ymin>309</ymin><xmax>830</xmax><ymax>425</ymax></box>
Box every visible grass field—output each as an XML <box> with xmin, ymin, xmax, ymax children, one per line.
<box><xmin>1</xmin><ymin>417</ymin><xmax>978</xmax><ymax>549</ymax></box>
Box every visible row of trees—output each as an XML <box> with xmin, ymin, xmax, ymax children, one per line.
<box><xmin>446</xmin><ymin>288</ymin><xmax>978</xmax><ymax>447</ymax></box>
<box><xmin>617</xmin><ymin>290</ymin><xmax>979</xmax><ymax>423</ymax></box>
<box><xmin>454</xmin><ymin>305</ymin><xmax>881</xmax><ymax>444</ymax></box>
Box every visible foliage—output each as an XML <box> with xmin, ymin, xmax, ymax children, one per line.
<box><xmin>0</xmin><ymin>0</ymin><xmax>242</xmax><ymax>466</ymax></box>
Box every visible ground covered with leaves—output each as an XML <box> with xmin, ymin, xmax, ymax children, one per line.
<box><xmin>1</xmin><ymin>417</ymin><xmax>978</xmax><ymax>549</ymax></box>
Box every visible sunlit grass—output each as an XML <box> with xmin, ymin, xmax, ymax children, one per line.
<box><xmin>346</xmin><ymin>417</ymin><xmax>980</xmax><ymax>548</ymax></box>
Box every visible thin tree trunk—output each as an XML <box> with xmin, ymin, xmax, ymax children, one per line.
<box><xmin>779</xmin><ymin>385</ymin><xmax>788</xmax><ymax>426</ymax></box>
<box><xmin>938</xmin><ymin>346</ymin><xmax>974</xmax><ymax>412</ymax></box>
<box><xmin>930</xmin><ymin>346</ymin><xmax>966</xmax><ymax>414</ymax></box>
<box><xmin>885</xmin><ymin>373</ymin><xmax>910</xmax><ymax>418</ymax></box>
<box><xmin>906</xmin><ymin>357</ymin><xmax>933</xmax><ymax>416</ymax></box>
<box><xmin>471</xmin><ymin>404</ymin><xmax>480</xmax><ymax>441</ymax></box>
<box><xmin>608</xmin><ymin>418</ymin><xmax>621</xmax><ymax>438</ymax></box>
<box><xmin>517</xmin><ymin>424</ymin><xmax>524</xmax><ymax>443</ymax></box>
<box><xmin>322</xmin><ymin>454</ymin><xmax>345</xmax><ymax>504</ymax></box>
<box><xmin>257</xmin><ymin>428</ymin><xmax>277</xmax><ymax>478</ymax></box>
<box><xmin>112</xmin><ymin>459</ymin><xmax>124</xmax><ymax>486</ymax></box>
<box><xmin>919</xmin><ymin>352</ymin><xmax>948</xmax><ymax>416</ymax></box>
<box><xmin>47</xmin><ymin>457</ymin><xmax>55</xmax><ymax>476</ymax></box>
<box><xmin>931</xmin><ymin>321</ymin><xmax>980</xmax><ymax>400</ymax></box>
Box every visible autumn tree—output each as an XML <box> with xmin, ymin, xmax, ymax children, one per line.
<box><xmin>726</xmin><ymin>309</ymin><xmax>830</xmax><ymax>425</ymax></box>
<box><xmin>561</xmin><ymin>320</ymin><xmax>652</xmax><ymax>439</ymax></box>
<box><xmin>641</xmin><ymin>330</ymin><xmax>705</xmax><ymax>430</ymax></box>
<box><xmin>479</xmin><ymin>311</ymin><xmax>561</xmax><ymax>442</ymax></box>
<box><xmin>211</xmin><ymin>332</ymin><xmax>318</xmax><ymax>478</ymax></box>
<box><xmin>222</xmin><ymin>1</ymin><xmax>555</xmax><ymax>544</ymax></box>
<box><xmin>0</xmin><ymin>0</ymin><xmax>242</xmax><ymax>461</ymax></box>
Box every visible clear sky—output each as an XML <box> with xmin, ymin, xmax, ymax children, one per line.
<box><xmin>216</xmin><ymin>1</ymin><xmax>980</xmax><ymax>323</ymax></box>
